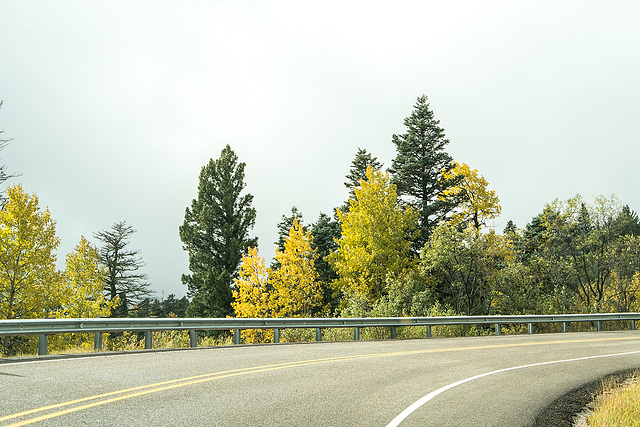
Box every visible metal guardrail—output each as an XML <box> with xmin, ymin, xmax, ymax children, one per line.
<box><xmin>0</xmin><ymin>313</ymin><xmax>637</xmax><ymax>355</ymax></box>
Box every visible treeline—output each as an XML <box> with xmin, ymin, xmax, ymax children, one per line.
<box><xmin>0</xmin><ymin>101</ymin><xmax>187</xmax><ymax>355</ymax></box>
<box><xmin>0</xmin><ymin>184</ymin><xmax>189</xmax><ymax>354</ymax></box>
<box><xmin>179</xmin><ymin>95</ymin><xmax>640</xmax><ymax>344</ymax></box>
<box><xmin>2</xmin><ymin>96</ymin><xmax>639</xmax><ymax>353</ymax></box>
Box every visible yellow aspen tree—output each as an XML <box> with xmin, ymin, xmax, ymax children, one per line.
<box><xmin>51</xmin><ymin>236</ymin><xmax>116</xmax><ymax>351</ymax></box>
<box><xmin>440</xmin><ymin>161</ymin><xmax>501</xmax><ymax>230</ymax></box>
<box><xmin>58</xmin><ymin>236</ymin><xmax>114</xmax><ymax>318</ymax></box>
<box><xmin>328</xmin><ymin>167</ymin><xmax>418</xmax><ymax>303</ymax></box>
<box><xmin>0</xmin><ymin>184</ymin><xmax>61</xmax><ymax>320</ymax></box>
<box><xmin>232</xmin><ymin>247</ymin><xmax>272</xmax><ymax>343</ymax></box>
<box><xmin>269</xmin><ymin>219</ymin><xmax>322</xmax><ymax>318</ymax></box>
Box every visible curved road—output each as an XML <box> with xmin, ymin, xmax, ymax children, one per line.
<box><xmin>1</xmin><ymin>330</ymin><xmax>639</xmax><ymax>426</ymax></box>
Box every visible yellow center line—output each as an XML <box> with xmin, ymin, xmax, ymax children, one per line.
<box><xmin>3</xmin><ymin>335</ymin><xmax>639</xmax><ymax>426</ymax></box>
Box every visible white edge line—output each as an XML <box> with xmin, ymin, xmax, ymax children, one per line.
<box><xmin>386</xmin><ymin>350</ymin><xmax>640</xmax><ymax>427</ymax></box>
<box><xmin>0</xmin><ymin>351</ymin><xmax>152</xmax><ymax>366</ymax></box>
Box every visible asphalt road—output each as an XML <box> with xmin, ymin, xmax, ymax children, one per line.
<box><xmin>1</xmin><ymin>330</ymin><xmax>640</xmax><ymax>426</ymax></box>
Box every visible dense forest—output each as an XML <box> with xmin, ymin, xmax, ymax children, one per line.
<box><xmin>2</xmin><ymin>96</ymin><xmax>639</xmax><ymax>353</ymax></box>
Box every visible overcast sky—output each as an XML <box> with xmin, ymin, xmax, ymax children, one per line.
<box><xmin>1</xmin><ymin>1</ymin><xmax>639</xmax><ymax>299</ymax></box>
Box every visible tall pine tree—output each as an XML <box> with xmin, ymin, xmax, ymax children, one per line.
<box><xmin>389</xmin><ymin>95</ymin><xmax>459</xmax><ymax>246</ymax></box>
<box><xmin>180</xmin><ymin>145</ymin><xmax>257</xmax><ymax>318</ymax></box>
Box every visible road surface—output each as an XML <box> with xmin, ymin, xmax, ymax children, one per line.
<box><xmin>1</xmin><ymin>330</ymin><xmax>639</xmax><ymax>426</ymax></box>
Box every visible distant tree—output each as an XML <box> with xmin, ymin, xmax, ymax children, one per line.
<box><xmin>440</xmin><ymin>161</ymin><xmax>501</xmax><ymax>230</ymax></box>
<box><xmin>389</xmin><ymin>95</ymin><xmax>460</xmax><ymax>246</ymax></box>
<box><xmin>159</xmin><ymin>294</ymin><xmax>189</xmax><ymax>317</ymax></box>
<box><xmin>135</xmin><ymin>294</ymin><xmax>189</xmax><ymax>318</ymax></box>
<box><xmin>95</xmin><ymin>221</ymin><xmax>151</xmax><ymax>317</ymax></box>
<box><xmin>179</xmin><ymin>145</ymin><xmax>257</xmax><ymax>318</ymax></box>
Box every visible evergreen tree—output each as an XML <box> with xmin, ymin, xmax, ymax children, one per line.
<box><xmin>344</xmin><ymin>148</ymin><xmax>383</xmax><ymax>196</ymax></box>
<box><xmin>274</xmin><ymin>206</ymin><xmax>304</xmax><ymax>253</ymax></box>
<box><xmin>179</xmin><ymin>145</ymin><xmax>257</xmax><ymax>318</ymax></box>
<box><xmin>389</xmin><ymin>95</ymin><xmax>459</xmax><ymax>245</ymax></box>
<box><xmin>614</xmin><ymin>205</ymin><xmax>640</xmax><ymax>236</ymax></box>
<box><xmin>503</xmin><ymin>220</ymin><xmax>517</xmax><ymax>235</ymax></box>
<box><xmin>309</xmin><ymin>212</ymin><xmax>341</xmax><ymax>310</ymax></box>
<box><xmin>95</xmin><ymin>221</ymin><xmax>151</xmax><ymax>317</ymax></box>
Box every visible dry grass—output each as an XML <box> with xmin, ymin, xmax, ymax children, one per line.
<box><xmin>587</xmin><ymin>373</ymin><xmax>640</xmax><ymax>426</ymax></box>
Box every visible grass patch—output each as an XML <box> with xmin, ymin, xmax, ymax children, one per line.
<box><xmin>587</xmin><ymin>372</ymin><xmax>640</xmax><ymax>426</ymax></box>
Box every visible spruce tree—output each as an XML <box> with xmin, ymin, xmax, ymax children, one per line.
<box><xmin>344</xmin><ymin>148</ymin><xmax>383</xmax><ymax>196</ymax></box>
<box><xmin>274</xmin><ymin>206</ymin><xmax>304</xmax><ymax>253</ymax></box>
<box><xmin>179</xmin><ymin>145</ymin><xmax>257</xmax><ymax>318</ymax></box>
<box><xmin>389</xmin><ymin>95</ymin><xmax>459</xmax><ymax>246</ymax></box>
<box><xmin>309</xmin><ymin>212</ymin><xmax>341</xmax><ymax>311</ymax></box>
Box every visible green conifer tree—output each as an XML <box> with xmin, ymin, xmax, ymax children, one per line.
<box><xmin>389</xmin><ymin>95</ymin><xmax>459</xmax><ymax>246</ymax></box>
<box><xmin>179</xmin><ymin>145</ymin><xmax>257</xmax><ymax>318</ymax></box>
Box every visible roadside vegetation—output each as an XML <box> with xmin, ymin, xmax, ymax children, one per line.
<box><xmin>2</xmin><ymin>96</ymin><xmax>640</xmax><ymax>356</ymax></box>
<box><xmin>587</xmin><ymin>373</ymin><xmax>640</xmax><ymax>426</ymax></box>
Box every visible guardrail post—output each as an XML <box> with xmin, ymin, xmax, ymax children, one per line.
<box><xmin>38</xmin><ymin>334</ymin><xmax>48</xmax><ymax>355</ymax></box>
<box><xmin>528</xmin><ymin>323</ymin><xmax>533</xmax><ymax>335</ymax></box>
<box><xmin>273</xmin><ymin>329</ymin><xmax>280</xmax><ymax>344</ymax></box>
<box><xmin>562</xmin><ymin>322</ymin><xmax>567</xmax><ymax>333</ymax></box>
<box><xmin>145</xmin><ymin>331</ymin><xmax>153</xmax><ymax>349</ymax></box>
<box><xmin>596</xmin><ymin>321</ymin><xmax>602</xmax><ymax>331</ymax></box>
<box><xmin>632</xmin><ymin>320</ymin><xmax>636</xmax><ymax>331</ymax></box>
<box><xmin>189</xmin><ymin>330</ymin><xmax>197</xmax><ymax>348</ymax></box>
<box><xmin>316</xmin><ymin>328</ymin><xmax>322</xmax><ymax>342</ymax></box>
<box><xmin>234</xmin><ymin>329</ymin><xmax>241</xmax><ymax>345</ymax></box>
<box><xmin>494</xmin><ymin>324</ymin><xmax>501</xmax><ymax>335</ymax></box>
<box><xmin>94</xmin><ymin>332</ymin><xmax>103</xmax><ymax>351</ymax></box>
<box><xmin>390</xmin><ymin>326</ymin><xmax>397</xmax><ymax>340</ymax></box>
<box><xmin>354</xmin><ymin>327</ymin><xmax>360</xmax><ymax>341</ymax></box>
<box><xmin>426</xmin><ymin>325</ymin><xmax>432</xmax><ymax>338</ymax></box>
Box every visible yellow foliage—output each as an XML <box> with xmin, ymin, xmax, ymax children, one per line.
<box><xmin>232</xmin><ymin>220</ymin><xmax>323</xmax><ymax>343</ymax></box>
<box><xmin>440</xmin><ymin>161</ymin><xmax>501</xmax><ymax>229</ymax></box>
<box><xmin>0</xmin><ymin>184</ymin><xmax>61</xmax><ymax>320</ymax></box>
<box><xmin>269</xmin><ymin>219</ymin><xmax>322</xmax><ymax>318</ymax></box>
<box><xmin>49</xmin><ymin>237</ymin><xmax>118</xmax><ymax>352</ymax></box>
<box><xmin>328</xmin><ymin>167</ymin><xmax>418</xmax><ymax>303</ymax></box>
<box><xmin>232</xmin><ymin>246</ymin><xmax>273</xmax><ymax>343</ymax></box>
<box><xmin>56</xmin><ymin>236</ymin><xmax>115</xmax><ymax>318</ymax></box>
<box><xmin>602</xmin><ymin>271</ymin><xmax>640</xmax><ymax>313</ymax></box>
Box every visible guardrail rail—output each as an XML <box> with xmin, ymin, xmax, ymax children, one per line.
<box><xmin>0</xmin><ymin>313</ymin><xmax>638</xmax><ymax>355</ymax></box>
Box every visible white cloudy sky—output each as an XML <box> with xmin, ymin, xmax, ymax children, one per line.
<box><xmin>1</xmin><ymin>1</ymin><xmax>639</xmax><ymax>298</ymax></box>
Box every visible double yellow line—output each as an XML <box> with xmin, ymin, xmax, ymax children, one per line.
<box><xmin>0</xmin><ymin>353</ymin><xmax>382</xmax><ymax>426</ymax></box>
<box><xmin>2</xmin><ymin>335</ymin><xmax>639</xmax><ymax>426</ymax></box>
